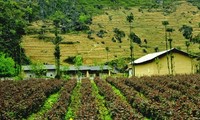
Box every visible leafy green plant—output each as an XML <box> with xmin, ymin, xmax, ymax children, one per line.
<box><xmin>28</xmin><ymin>92</ymin><xmax>60</xmax><ymax>120</ymax></box>
<box><xmin>91</xmin><ymin>80</ymin><xmax>112</xmax><ymax>120</ymax></box>
<box><xmin>31</xmin><ymin>62</ymin><xmax>47</xmax><ymax>78</ymax></box>
<box><xmin>65</xmin><ymin>82</ymin><xmax>81</xmax><ymax>119</ymax></box>
<box><xmin>0</xmin><ymin>53</ymin><xmax>15</xmax><ymax>77</ymax></box>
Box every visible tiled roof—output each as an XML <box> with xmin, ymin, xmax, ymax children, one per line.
<box><xmin>22</xmin><ymin>65</ymin><xmax>111</xmax><ymax>71</ymax></box>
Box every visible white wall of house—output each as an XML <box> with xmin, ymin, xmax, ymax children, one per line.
<box><xmin>23</xmin><ymin>72</ymin><xmax>35</xmax><ymax>79</ymax></box>
<box><xmin>46</xmin><ymin>71</ymin><xmax>56</xmax><ymax>78</ymax></box>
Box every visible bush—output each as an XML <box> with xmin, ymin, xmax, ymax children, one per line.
<box><xmin>96</xmin><ymin>30</ymin><xmax>107</xmax><ymax>38</ymax></box>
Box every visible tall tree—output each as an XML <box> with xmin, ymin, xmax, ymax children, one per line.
<box><xmin>126</xmin><ymin>12</ymin><xmax>135</xmax><ymax>76</ymax></box>
<box><xmin>166</xmin><ymin>28</ymin><xmax>175</xmax><ymax>75</ymax></box>
<box><xmin>162</xmin><ymin>21</ymin><xmax>169</xmax><ymax>50</ymax></box>
<box><xmin>53</xmin><ymin>20</ymin><xmax>62</xmax><ymax>79</ymax></box>
<box><xmin>179</xmin><ymin>25</ymin><xmax>193</xmax><ymax>41</ymax></box>
<box><xmin>0</xmin><ymin>1</ymin><xmax>30</xmax><ymax>75</ymax></box>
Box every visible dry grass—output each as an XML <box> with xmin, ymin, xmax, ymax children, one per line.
<box><xmin>22</xmin><ymin>1</ymin><xmax>200</xmax><ymax>65</ymax></box>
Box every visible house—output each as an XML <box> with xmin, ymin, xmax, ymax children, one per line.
<box><xmin>129</xmin><ymin>48</ymin><xmax>198</xmax><ymax>77</ymax></box>
<box><xmin>22</xmin><ymin>65</ymin><xmax>57</xmax><ymax>78</ymax></box>
<box><xmin>22</xmin><ymin>65</ymin><xmax>111</xmax><ymax>79</ymax></box>
<box><xmin>65</xmin><ymin>66</ymin><xmax>111</xmax><ymax>79</ymax></box>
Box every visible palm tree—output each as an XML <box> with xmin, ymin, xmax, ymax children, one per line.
<box><xmin>162</xmin><ymin>21</ymin><xmax>169</xmax><ymax>50</ymax></box>
<box><xmin>126</xmin><ymin>12</ymin><xmax>135</xmax><ymax>76</ymax></box>
<box><xmin>166</xmin><ymin>28</ymin><xmax>175</xmax><ymax>75</ymax></box>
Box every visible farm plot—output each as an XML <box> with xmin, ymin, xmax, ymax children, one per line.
<box><xmin>106</xmin><ymin>74</ymin><xmax>200</xmax><ymax>119</ymax></box>
<box><xmin>0</xmin><ymin>79</ymin><xmax>64</xmax><ymax>119</ymax></box>
<box><xmin>0</xmin><ymin>74</ymin><xmax>199</xmax><ymax>120</ymax></box>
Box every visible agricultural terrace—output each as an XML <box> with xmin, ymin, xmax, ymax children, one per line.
<box><xmin>0</xmin><ymin>74</ymin><xmax>199</xmax><ymax>119</ymax></box>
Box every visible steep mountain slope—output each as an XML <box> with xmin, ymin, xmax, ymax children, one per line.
<box><xmin>22</xmin><ymin>1</ymin><xmax>200</xmax><ymax>65</ymax></box>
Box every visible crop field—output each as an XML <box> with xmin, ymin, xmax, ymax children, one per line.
<box><xmin>0</xmin><ymin>74</ymin><xmax>199</xmax><ymax>119</ymax></box>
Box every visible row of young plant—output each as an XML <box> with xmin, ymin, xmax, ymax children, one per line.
<box><xmin>106</xmin><ymin>77</ymin><xmax>166</xmax><ymax>119</ymax></box>
<box><xmin>148</xmin><ymin>75</ymin><xmax>199</xmax><ymax>99</ymax></box>
<box><xmin>94</xmin><ymin>77</ymin><xmax>143</xmax><ymax>119</ymax></box>
<box><xmin>106</xmin><ymin>74</ymin><xmax>200</xmax><ymax>119</ymax></box>
<box><xmin>45</xmin><ymin>79</ymin><xmax>77</xmax><ymax>120</ymax></box>
<box><xmin>140</xmin><ymin>75</ymin><xmax>200</xmax><ymax>105</ymax></box>
<box><xmin>75</xmin><ymin>78</ymin><xmax>99</xmax><ymax>119</ymax></box>
<box><xmin>0</xmin><ymin>79</ymin><xmax>64</xmax><ymax>119</ymax></box>
<box><xmin>65</xmin><ymin>78</ymin><xmax>112</xmax><ymax>120</ymax></box>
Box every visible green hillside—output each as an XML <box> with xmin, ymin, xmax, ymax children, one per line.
<box><xmin>22</xmin><ymin>0</ymin><xmax>200</xmax><ymax>65</ymax></box>
<box><xmin>1</xmin><ymin>0</ymin><xmax>200</xmax><ymax>66</ymax></box>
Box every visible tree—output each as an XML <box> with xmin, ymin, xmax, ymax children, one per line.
<box><xmin>179</xmin><ymin>25</ymin><xmax>193</xmax><ymax>41</ymax></box>
<box><xmin>73</xmin><ymin>55</ymin><xmax>83</xmax><ymax>79</ymax></box>
<box><xmin>0</xmin><ymin>1</ymin><xmax>30</xmax><ymax>74</ymax></box>
<box><xmin>166</xmin><ymin>28</ymin><xmax>175</xmax><ymax>75</ymax></box>
<box><xmin>0</xmin><ymin>53</ymin><xmax>15</xmax><ymax>77</ymax></box>
<box><xmin>53</xmin><ymin>20</ymin><xmax>62</xmax><ymax>79</ymax></box>
<box><xmin>129</xmin><ymin>32</ymin><xmax>141</xmax><ymax>45</ymax></box>
<box><xmin>113</xmin><ymin>28</ymin><xmax>125</xmax><ymax>43</ymax></box>
<box><xmin>166</xmin><ymin>28</ymin><xmax>175</xmax><ymax>49</ymax></box>
<box><xmin>162</xmin><ymin>21</ymin><xmax>169</xmax><ymax>50</ymax></box>
<box><xmin>126</xmin><ymin>12</ymin><xmax>135</xmax><ymax>76</ymax></box>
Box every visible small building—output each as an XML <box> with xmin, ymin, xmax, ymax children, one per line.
<box><xmin>22</xmin><ymin>65</ymin><xmax>57</xmax><ymax>78</ymax></box>
<box><xmin>22</xmin><ymin>65</ymin><xmax>111</xmax><ymax>79</ymax></box>
<box><xmin>65</xmin><ymin>66</ymin><xmax>111</xmax><ymax>79</ymax></box>
<box><xmin>129</xmin><ymin>48</ymin><xmax>198</xmax><ymax>77</ymax></box>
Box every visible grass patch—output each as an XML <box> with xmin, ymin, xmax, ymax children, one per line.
<box><xmin>91</xmin><ymin>80</ymin><xmax>112</xmax><ymax>120</ymax></box>
<box><xmin>65</xmin><ymin>82</ymin><xmax>81</xmax><ymax>120</ymax></box>
<box><xmin>110</xmin><ymin>84</ymin><xmax>127</xmax><ymax>101</ymax></box>
<box><xmin>27</xmin><ymin>92</ymin><xmax>60</xmax><ymax>120</ymax></box>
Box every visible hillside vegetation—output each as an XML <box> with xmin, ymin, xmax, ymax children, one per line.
<box><xmin>22</xmin><ymin>0</ymin><xmax>200</xmax><ymax>65</ymax></box>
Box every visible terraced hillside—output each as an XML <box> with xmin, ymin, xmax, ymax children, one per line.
<box><xmin>22</xmin><ymin>1</ymin><xmax>200</xmax><ymax>65</ymax></box>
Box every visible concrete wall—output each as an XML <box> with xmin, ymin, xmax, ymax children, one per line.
<box><xmin>134</xmin><ymin>52</ymin><xmax>195</xmax><ymax>76</ymax></box>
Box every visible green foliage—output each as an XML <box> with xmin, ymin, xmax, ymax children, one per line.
<box><xmin>109</xmin><ymin>57</ymin><xmax>128</xmax><ymax>72</ymax></box>
<box><xmin>187</xmin><ymin>0</ymin><xmax>200</xmax><ymax>10</ymax></box>
<box><xmin>192</xmin><ymin>33</ymin><xmax>200</xmax><ymax>44</ymax></box>
<box><xmin>111</xmin><ymin>84</ymin><xmax>127</xmax><ymax>101</ymax></box>
<box><xmin>91</xmin><ymin>80</ymin><xmax>112</xmax><ymax>120</ymax></box>
<box><xmin>31</xmin><ymin>62</ymin><xmax>46</xmax><ymax>78</ymax></box>
<box><xmin>74</xmin><ymin>55</ymin><xmax>83</xmax><ymax>67</ymax></box>
<box><xmin>126</xmin><ymin>12</ymin><xmax>134</xmax><ymax>23</ymax></box>
<box><xmin>0</xmin><ymin>53</ymin><xmax>15</xmax><ymax>77</ymax></box>
<box><xmin>113</xmin><ymin>28</ymin><xmax>125</xmax><ymax>43</ymax></box>
<box><xmin>28</xmin><ymin>92</ymin><xmax>60</xmax><ymax>120</ymax></box>
<box><xmin>162</xmin><ymin>21</ymin><xmax>169</xmax><ymax>26</ymax></box>
<box><xmin>0</xmin><ymin>1</ymin><xmax>30</xmax><ymax>65</ymax></box>
<box><xmin>179</xmin><ymin>25</ymin><xmax>193</xmax><ymax>40</ymax></box>
<box><xmin>96</xmin><ymin>30</ymin><xmax>107</xmax><ymax>38</ymax></box>
<box><xmin>65</xmin><ymin>82</ymin><xmax>81</xmax><ymax>119</ymax></box>
<box><xmin>129</xmin><ymin>32</ymin><xmax>141</xmax><ymax>44</ymax></box>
